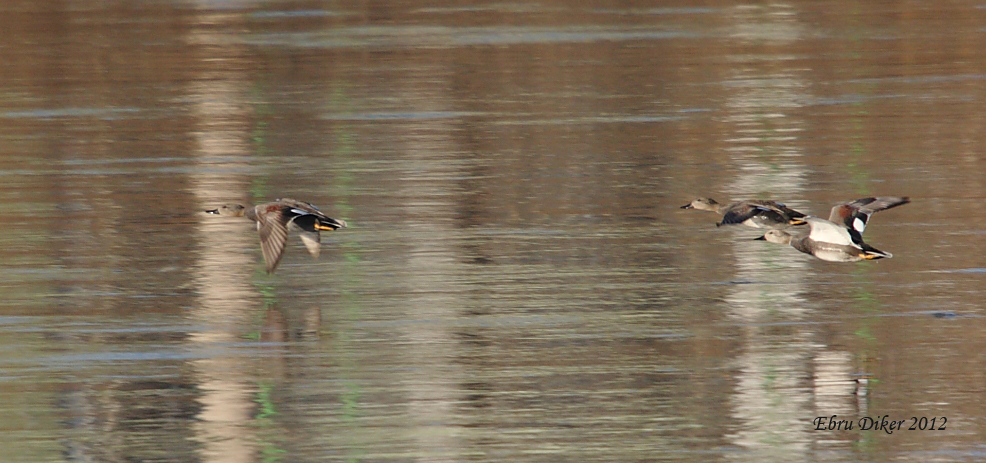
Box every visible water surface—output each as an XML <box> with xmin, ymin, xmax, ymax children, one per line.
<box><xmin>1</xmin><ymin>1</ymin><xmax>985</xmax><ymax>462</ymax></box>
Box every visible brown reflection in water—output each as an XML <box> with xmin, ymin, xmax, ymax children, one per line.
<box><xmin>0</xmin><ymin>4</ymin><xmax>199</xmax><ymax>317</ymax></box>
<box><xmin>0</xmin><ymin>3</ymin><xmax>208</xmax><ymax>462</ymax></box>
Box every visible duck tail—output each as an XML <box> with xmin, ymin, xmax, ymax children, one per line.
<box><xmin>293</xmin><ymin>215</ymin><xmax>347</xmax><ymax>232</ymax></box>
<box><xmin>315</xmin><ymin>217</ymin><xmax>347</xmax><ymax>231</ymax></box>
<box><xmin>860</xmin><ymin>244</ymin><xmax>892</xmax><ymax>260</ymax></box>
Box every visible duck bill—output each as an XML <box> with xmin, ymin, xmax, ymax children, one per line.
<box><xmin>788</xmin><ymin>218</ymin><xmax>807</xmax><ymax>225</ymax></box>
<box><xmin>753</xmin><ymin>235</ymin><xmax>767</xmax><ymax>241</ymax></box>
<box><xmin>680</xmin><ymin>204</ymin><xmax>693</xmax><ymax>209</ymax></box>
<box><xmin>205</xmin><ymin>208</ymin><xmax>220</xmax><ymax>214</ymax></box>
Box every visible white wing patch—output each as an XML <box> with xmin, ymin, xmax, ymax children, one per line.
<box><xmin>852</xmin><ymin>217</ymin><xmax>866</xmax><ymax>234</ymax></box>
<box><xmin>807</xmin><ymin>218</ymin><xmax>856</xmax><ymax>247</ymax></box>
<box><xmin>291</xmin><ymin>208</ymin><xmax>310</xmax><ymax>215</ymax></box>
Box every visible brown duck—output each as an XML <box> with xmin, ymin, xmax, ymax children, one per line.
<box><xmin>681</xmin><ymin>197</ymin><xmax>807</xmax><ymax>229</ymax></box>
<box><xmin>206</xmin><ymin>198</ymin><xmax>347</xmax><ymax>273</ymax></box>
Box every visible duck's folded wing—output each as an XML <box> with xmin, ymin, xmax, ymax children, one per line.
<box><xmin>774</xmin><ymin>203</ymin><xmax>806</xmax><ymax>219</ymax></box>
<box><xmin>806</xmin><ymin>218</ymin><xmax>857</xmax><ymax>247</ymax></box>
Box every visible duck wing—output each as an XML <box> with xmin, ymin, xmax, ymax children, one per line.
<box><xmin>828</xmin><ymin>196</ymin><xmax>909</xmax><ymax>235</ymax></box>
<box><xmin>255</xmin><ymin>205</ymin><xmax>291</xmax><ymax>273</ymax></box>
<box><xmin>253</xmin><ymin>199</ymin><xmax>347</xmax><ymax>272</ymax></box>
<box><xmin>288</xmin><ymin>216</ymin><xmax>322</xmax><ymax>258</ymax></box>
<box><xmin>718</xmin><ymin>201</ymin><xmax>804</xmax><ymax>227</ymax></box>
<box><xmin>769</xmin><ymin>202</ymin><xmax>806</xmax><ymax>220</ymax></box>
<box><xmin>718</xmin><ymin>203</ymin><xmax>762</xmax><ymax>226</ymax></box>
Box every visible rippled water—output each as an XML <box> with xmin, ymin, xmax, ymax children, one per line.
<box><xmin>2</xmin><ymin>1</ymin><xmax>986</xmax><ymax>462</ymax></box>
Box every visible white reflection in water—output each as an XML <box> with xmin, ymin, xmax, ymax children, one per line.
<box><xmin>187</xmin><ymin>9</ymin><xmax>261</xmax><ymax>463</ymax></box>
<box><xmin>238</xmin><ymin>26</ymin><xmax>700</xmax><ymax>49</ymax></box>
<box><xmin>391</xmin><ymin>69</ymin><xmax>467</xmax><ymax>462</ymax></box>
<box><xmin>720</xmin><ymin>3</ymin><xmax>855</xmax><ymax>459</ymax></box>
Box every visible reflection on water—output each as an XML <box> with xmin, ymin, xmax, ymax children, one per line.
<box><xmin>188</xmin><ymin>7</ymin><xmax>260</xmax><ymax>462</ymax></box>
<box><xmin>2</xmin><ymin>0</ymin><xmax>986</xmax><ymax>462</ymax></box>
<box><xmin>720</xmin><ymin>5</ymin><xmax>817</xmax><ymax>459</ymax></box>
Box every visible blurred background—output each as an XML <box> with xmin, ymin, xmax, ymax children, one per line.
<box><xmin>1</xmin><ymin>1</ymin><xmax>984</xmax><ymax>462</ymax></box>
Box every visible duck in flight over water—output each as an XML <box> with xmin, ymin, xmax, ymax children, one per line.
<box><xmin>681</xmin><ymin>197</ymin><xmax>807</xmax><ymax>229</ymax></box>
<box><xmin>756</xmin><ymin>196</ymin><xmax>909</xmax><ymax>262</ymax></box>
<box><xmin>206</xmin><ymin>198</ymin><xmax>347</xmax><ymax>273</ymax></box>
